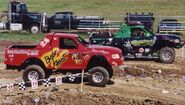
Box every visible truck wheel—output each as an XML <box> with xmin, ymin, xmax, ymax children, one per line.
<box><xmin>88</xmin><ymin>67</ymin><xmax>109</xmax><ymax>87</ymax></box>
<box><xmin>159</xmin><ymin>47</ymin><xmax>175</xmax><ymax>63</ymax></box>
<box><xmin>30</xmin><ymin>25</ymin><xmax>40</xmax><ymax>34</ymax></box>
<box><xmin>23</xmin><ymin>65</ymin><xmax>45</xmax><ymax>82</ymax></box>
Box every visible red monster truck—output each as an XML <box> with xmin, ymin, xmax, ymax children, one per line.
<box><xmin>4</xmin><ymin>33</ymin><xmax>123</xmax><ymax>86</ymax></box>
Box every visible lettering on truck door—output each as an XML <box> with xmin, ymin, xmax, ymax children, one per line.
<box><xmin>129</xmin><ymin>27</ymin><xmax>154</xmax><ymax>54</ymax></box>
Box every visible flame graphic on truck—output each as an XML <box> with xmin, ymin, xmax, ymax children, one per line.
<box><xmin>41</xmin><ymin>48</ymin><xmax>69</xmax><ymax>68</ymax></box>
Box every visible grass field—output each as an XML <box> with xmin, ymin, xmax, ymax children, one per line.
<box><xmin>0</xmin><ymin>0</ymin><xmax>185</xmax><ymax>20</ymax></box>
<box><xmin>0</xmin><ymin>31</ymin><xmax>89</xmax><ymax>43</ymax></box>
<box><xmin>0</xmin><ymin>31</ymin><xmax>44</xmax><ymax>43</ymax></box>
<box><xmin>0</xmin><ymin>0</ymin><xmax>185</xmax><ymax>42</ymax></box>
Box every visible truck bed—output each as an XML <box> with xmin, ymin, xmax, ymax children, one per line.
<box><xmin>9</xmin><ymin>45</ymin><xmax>37</xmax><ymax>49</ymax></box>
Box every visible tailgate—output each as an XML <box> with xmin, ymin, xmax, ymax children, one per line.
<box><xmin>4</xmin><ymin>47</ymin><xmax>39</xmax><ymax>66</ymax></box>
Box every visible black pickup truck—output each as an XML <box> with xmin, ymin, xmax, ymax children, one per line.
<box><xmin>47</xmin><ymin>12</ymin><xmax>104</xmax><ymax>31</ymax></box>
<box><xmin>125</xmin><ymin>13</ymin><xmax>155</xmax><ymax>32</ymax></box>
<box><xmin>89</xmin><ymin>24</ymin><xmax>185</xmax><ymax>63</ymax></box>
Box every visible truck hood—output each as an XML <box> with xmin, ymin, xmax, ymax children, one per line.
<box><xmin>88</xmin><ymin>45</ymin><xmax>122</xmax><ymax>54</ymax></box>
<box><xmin>154</xmin><ymin>33</ymin><xmax>185</xmax><ymax>47</ymax></box>
<box><xmin>155</xmin><ymin>33</ymin><xmax>181</xmax><ymax>41</ymax></box>
<box><xmin>155</xmin><ymin>33</ymin><xmax>180</xmax><ymax>38</ymax></box>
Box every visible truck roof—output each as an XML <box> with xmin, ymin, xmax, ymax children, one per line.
<box><xmin>55</xmin><ymin>12</ymin><xmax>73</xmax><ymax>14</ymax></box>
<box><xmin>129</xmin><ymin>25</ymin><xmax>145</xmax><ymax>28</ymax></box>
<box><xmin>122</xmin><ymin>24</ymin><xmax>145</xmax><ymax>28</ymax></box>
<box><xmin>125</xmin><ymin>13</ymin><xmax>154</xmax><ymax>22</ymax></box>
<box><xmin>46</xmin><ymin>33</ymin><xmax>78</xmax><ymax>38</ymax></box>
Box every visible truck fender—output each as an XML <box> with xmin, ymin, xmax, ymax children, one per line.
<box><xmin>86</xmin><ymin>55</ymin><xmax>113</xmax><ymax>78</ymax></box>
<box><xmin>155</xmin><ymin>40</ymin><xmax>174</xmax><ymax>51</ymax></box>
<box><xmin>20</xmin><ymin>57</ymin><xmax>46</xmax><ymax>71</ymax></box>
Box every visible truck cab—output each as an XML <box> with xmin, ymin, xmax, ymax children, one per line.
<box><xmin>0</xmin><ymin>1</ymin><xmax>48</xmax><ymax>34</ymax></box>
<box><xmin>48</xmin><ymin>12</ymin><xmax>79</xmax><ymax>30</ymax></box>
<box><xmin>113</xmin><ymin>25</ymin><xmax>154</xmax><ymax>55</ymax></box>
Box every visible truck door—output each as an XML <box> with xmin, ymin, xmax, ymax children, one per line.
<box><xmin>129</xmin><ymin>27</ymin><xmax>154</xmax><ymax>54</ymax></box>
<box><xmin>59</xmin><ymin>37</ymin><xmax>84</xmax><ymax>70</ymax></box>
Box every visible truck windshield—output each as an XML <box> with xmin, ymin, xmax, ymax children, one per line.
<box><xmin>77</xmin><ymin>37</ymin><xmax>89</xmax><ymax>46</ymax></box>
<box><xmin>20</xmin><ymin>4</ymin><xmax>28</xmax><ymax>13</ymax></box>
<box><xmin>144</xmin><ymin>27</ymin><xmax>153</xmax><ymax>35</ymax></box>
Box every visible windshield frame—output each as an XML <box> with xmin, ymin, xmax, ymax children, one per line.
<box><xmin>143</xmin><ymin>27</ymin><xmax>154</xmax><ymax>36</ymax></box>
<box><xmin>76</xmin><ymin>37</ymin><xmax>89</xmax><ymax>46</ymax></box>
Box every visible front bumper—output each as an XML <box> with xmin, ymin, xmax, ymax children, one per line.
<box><xmin>175</xmin><ymin>41</ymin><xmax>185</xmax><ymax>48</ymax></box>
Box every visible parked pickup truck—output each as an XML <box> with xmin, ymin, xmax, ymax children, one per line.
<box><xmin>47</xmin><ymin>12</ymin><xmax>104</xmax><ymax>31</ymax></box>
<box><xmin>89</xmin><ymin>24</ymin><xmax>185</xmax><ymax>63</ymax></box>
<box><xmin>4</xmin><ymin>33</ymin><xmax>123</xmax><ymax>86</ymax></box>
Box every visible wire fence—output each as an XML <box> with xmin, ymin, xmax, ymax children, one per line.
<box><xmin>1</xmin><ymin>12</ymin><xmax>185</xmax><ymax>33</ymax></box>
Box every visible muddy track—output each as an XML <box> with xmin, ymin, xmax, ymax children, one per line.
<box><xmin>0</xmin><ymin>62</ymin><xmax>185</xmax><ymax>105</ymax></box>
<box><xmin>0</xmin><ymin>41</ymin><xmax>184</xmax><ymax>105</ymax></box>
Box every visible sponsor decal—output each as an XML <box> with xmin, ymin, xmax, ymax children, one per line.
<box><xmin>145</xmin><ymin>48</ymin><xmax>150</xmax><ymax>53</ymax></box>
<box><xmin>72</xmin><ymin>53</ymin><xmax>83</xmax><ymax>64</ymax></box>
<box><xmin>131</xmin><ymin>39</ymin><xmax>153</xmax><ymax>46</ymax></box>
<box><xmin>71</xmin><ymin>52</ymin><xmax>90</xmax><ymax>64</ymax></box>
<box><xmin>139</xmin><ymin>48</ymin><xmax>144</xmax><ymax>53</ymax></box>
<box><xmin>41</xmin><ymin>48</ymin><xmax>69</xmax><ymax>68</ymax></box>
<box><xmin>7</xmin><ymin>50</ymin><xmax>39</xmax><ymax>56</ymax></box>
<box><xmin>40</xmin><ymin>37</ymin><xmax>50</xmax><ymax>47</ymax></box>
<box><xmin>124</xmin><ymin>41</ymin><xmax>133</xmax><ymax>51</ymax></box>
<box><xmin>82</xmin><ymin>53</ymin><xmax>90</xmax><ymax>60</ymax></box>
<box><xmin>53</xmin><ymin>37</ymin><xmax>57</xmax><ymax>41</ymax></box>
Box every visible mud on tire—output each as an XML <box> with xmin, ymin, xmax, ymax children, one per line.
<box><xmin>23</xmin><ymin>65</ymin><xmax>45</xmax><ymax>82</ymax></box>
<box><xmin>88</xmin><ymin>66</ymin><xmax>109</xmax><ymax>87</ymax></box>
<box><xmin>159</xmin><ymin>47</ymin><xmax>175</xmax><ymax>63</ymax></box>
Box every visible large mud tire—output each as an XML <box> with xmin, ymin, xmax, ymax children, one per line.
<box><xmin>88</xmin><ymin>66</ymin><xmax>109</xmax><ymax>87</ymax></box>
<box><xmin>23</xmin><ymin>65</ymin><xmax>45</xmax><ymax>82</ymax></box>
<box><xmin>159</xmin><ymin>47</ymin><xmax>175</xmax><ymax>63</ymax></box>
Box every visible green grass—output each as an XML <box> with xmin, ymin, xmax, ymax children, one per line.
<box><xmin>0</xmin><ymin>31</ymin><xmax>89</xmax><ymax>42</ymax></box>
<box><xmin>0</xmin><ymin>31</ymin><xmax>45</xmax><ymax>43</ymax></box>
<box><xmin>1</xmin><ymin>0</ymin><xmax>185</xmax><ymax>20</ymax></box>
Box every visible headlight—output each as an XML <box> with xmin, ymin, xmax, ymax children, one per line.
<box><xmin>174</xmin><ymin>39</ymin><xmax>180</xmax><ymax>43</ymax></box>
<box><xmin>112</xmin><ymin>54</ymin><xmax>120</xmax><ymax>59</ymax></box>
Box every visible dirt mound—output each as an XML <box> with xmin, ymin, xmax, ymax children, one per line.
<box><xmin>123</xmin><ymin>60</ymin><xmax>185</xmax><ymax>78</ymax></box>
<box><xmin>12</xmin><ymin>90</ymin><xmax>174</xmax><ymax>105</ymax></box>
